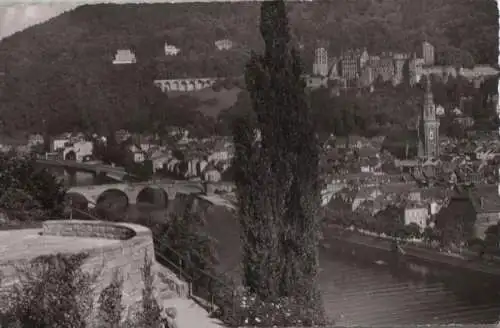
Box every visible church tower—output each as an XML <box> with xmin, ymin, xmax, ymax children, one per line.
<box><xmin>419</xmin><ymin>77</ymin><xmax>440</xmax><ymax>159</ymax></box>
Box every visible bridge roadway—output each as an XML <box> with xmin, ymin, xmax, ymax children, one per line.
<box><xmin>35</xmin><ymin>159</ymin><xmax>129</xmax><ymax>181</ymax></box>
<box><xmin>67</xmin><ymin>180</ymin><xmax>236</xmax><ymax>208</ymax></box>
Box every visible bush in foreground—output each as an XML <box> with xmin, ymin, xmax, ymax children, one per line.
<box><xmin>95</xmin><ymin>270</ymin><xmax>124</xmax><ymax>328</ymax></box>
<box><xmin>0</xmin><ymin>252</ymin><xmax>176</xmax><ymax>328</ymax></box>
<box><xmin>0</xmin><ymin>253</ymin><xmax>98</xmax><ymax>328</ymax></box>
<box><xmin>212</xmin><ymin>285</ymin><xmax>329</xmax><ymax>327</ymax></box>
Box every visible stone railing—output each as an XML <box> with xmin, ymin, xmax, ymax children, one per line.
<box><xmin>42</xmin><ymin>220</ymin><xmax>137</xmax><ymax>240</ymax></box>
<box><xmin>39</xmin><ymin>221</ymin><xmax>186</xmax><ymax>302</ymax></box>
<box><xmin>0</xmin><ymin>220</ymin><xmax>189</xmax><ymax>313</ymax></box>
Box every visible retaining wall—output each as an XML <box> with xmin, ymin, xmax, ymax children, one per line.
<box><xmin>0</xmin><ymin>220</ymin><xmax>188</xmax><ymax>315</ymax></box>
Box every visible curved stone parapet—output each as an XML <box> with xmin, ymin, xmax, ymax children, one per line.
<box><xmin>0</xmin><ymin>220</ymin><xmax>188</xmax><ymax>314</ymax></box>
<box><xmin>41</xmin><ymin>220</ymin><xmax>188</xmax><ymax>298</ymax></box>
<box><xmin>42</xmin><ymin>220</ymin><xmax>142</xmax><ymax>240</ymax></box>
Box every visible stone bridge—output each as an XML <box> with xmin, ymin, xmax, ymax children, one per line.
<box><xmin>66</xmin><ymin>180</ymin><xmax>204</xmax><ymax>208</ymax></box>
<box><xmin>35</xmin><ymin>159</ymin><xmax>129</xmax><ymax>181</ymax></box>
<box><xmin>153</xmin><ymin>78</ymin><xmax>219</xmax><ymax>92</ymax></box>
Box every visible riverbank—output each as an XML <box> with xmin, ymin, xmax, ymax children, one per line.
<box><xmin>321</xmin><ymin>224</ymin><xmax>500</xmax><ymax>277</ymax></box>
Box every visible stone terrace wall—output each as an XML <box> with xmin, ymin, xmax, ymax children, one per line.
<box><xmin>0</xmin><ymin>220</ymin><xmax>188</xmax><ymax>315</ymax></box>
<box><xmin>42</xmin><ymin>220</ymin><xmax>136</xmax><ymax>240</ymax></box>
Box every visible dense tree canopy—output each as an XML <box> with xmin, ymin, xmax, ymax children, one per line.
<box><xmin>0</xmin><ymin>154</ymin><xmax>67</xmax><ymax>221</ymax></box>
<box><xmin>233</xmin><ymin>0</ymin><xmax>326</xmax><ymax>325</ymax></box>
<box><xmin>0</xmin><ymin>0</ymin><xmax>496</xmax><ymax>135</ymax></box>
<box><xmin>219</xmin><ymin>72</ymin><xmax>498</xmax><ymax>149</ymax></box>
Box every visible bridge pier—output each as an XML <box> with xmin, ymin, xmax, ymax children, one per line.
<box><xmin>65</xmin><ymin>169</ymin><xmax>77</xmax><ymax>186</ymax></box>
<box><xmin>64</xmin><ymin>167</ymin><xmax>77</xmax><ymax>177</ymax></box>
<box><xmin>93</xmin><ymin>171</ymin><xmax>109</xmax><ymax>184</ymax></box>
<box><xmin>168</xmin><ymin>191</ymin><xmax>177</xmax><ymax>201</ymax></box>
<box><xmin>163</xmin><ymin>185</ymin><xmax>177</xmax><ymax>201</ymax></box>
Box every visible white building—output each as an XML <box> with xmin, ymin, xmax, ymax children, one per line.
<box><xmin>214</xmin><ymin>39</ymin><xmax>233</xmax><ymax>51</ymax></box>
<box><xmin>112</xmin><ymin>49</ymin><xmax>137</xmax><ymax>65</ymax></box>
<box><xmin>404</xmin><ymin>204</ymin><xmax>429</xmax><ymax>230</ymax></box>
<box><xmin>422</xmin><ymin>41</ymin><xmax>435</xmax><ymax>66</ymax></box>
<box><xmin>203</xmin><ymin>166</ymin><xmax>221</xmax><ymax>182</ymax></box>
<box><xmin>28</xmin><ymin>134</ymin><xmax>44</xmax><ymax>147</ymax></box>
<box><xmin>51</xmin><ymin>138</ymin><xmax>69</xmax><ymax>152</ymax></box>
<box><xmin>312</xmin><ymin>47</ymin><xmax>329</xmax><ymax>77</ymax></box>
<box><xmin>164</xmin><ymin>42</ymin><xmax>180</xmax><ymax>56</ymax></box>
<box><xmin>128</xmin><ymin>144</ymin><xmax>145</xmax><ymax>163</ymax></box>
<box><xmin>359</xmin><ymin>48</ymin><xmax>369</xmax><ymax>69</ymax></box>
<box><xmin>435</xmin><ymin>105</ymin><xmax>445</xmax><ymax>116</ymax></box>
<box><xmin>63</xmin><ymin>141</ymin><xmax>93</xmax><ymax>162</ymax></box>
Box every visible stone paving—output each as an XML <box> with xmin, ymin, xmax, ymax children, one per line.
<box><xmin>0</xmin><ymin>228</ymin><xmax>119</xmax><ymax>262</ymax></box>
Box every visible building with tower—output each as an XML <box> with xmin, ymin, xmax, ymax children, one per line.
<box><xmin>359</xmin><ymin>48</ymin><xmax>369</xmax><ymax>69</ymax></box>
<box><xmin>112</xmin><ymin>49</ymin><xmax>136</xmax><ymax>65</ymax></box>
<box><xmin>313</xmin><ymin>47</ymin><xmax>329</xmax><ymax>77</ymax></box>
<box><xmin>327</xmin><ymin>57</ymin><xmax>340</xmax><ymax>79</ymax></box>
<box><xmin>408</xmin><ymin>54</ymin><xmax>424</xmax><ymax>86</ymax></box>
<box><xmin>340</xmin><ymin>49</ymin><xmax>361</xmax><ymax>83</ymax></box>
<box><xmin>392</xmin><ymin>53</ymin><xmax>409</xmax><ymax>86</ymax></box>
<box><xmin>422</xmin><ymin>41</ymin><xmax>435</xmax><ymax>66</ymax></box>
<box><xmin>418</xmin><ymin>77</ymin><xmax>440</xmax><ymax>159</ymax></box>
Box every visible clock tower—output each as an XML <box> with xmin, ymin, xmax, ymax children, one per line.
<box><xmin>418</xmin><ymin>77</ymin><xmax>440</xmax><ymax>159</ymax></box>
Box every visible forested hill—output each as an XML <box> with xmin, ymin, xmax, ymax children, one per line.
<box><xmin>0</xmin><ymin>0</ymin><xmax>497</xmax><ymax>135</ymax></box>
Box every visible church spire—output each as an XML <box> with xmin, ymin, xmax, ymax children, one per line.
<box><xmin>423</xmin><ymin>76</ymin><xmax>435</xmax><ymax>121</ymax></box>
<box><xmin>425</xmin><ymin>74</ymin><xmax>431</xmax><ymax>93</ymax></box>
<box><xmin>420</xmin><ymin>74</ymin><xmax>440</xmax><ymax>159</ymax></box>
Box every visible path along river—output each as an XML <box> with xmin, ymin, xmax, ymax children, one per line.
<box><xmin>64</xmin><ymin>172</ymin><xmax>500</xmax><ymax>326</ymax></box>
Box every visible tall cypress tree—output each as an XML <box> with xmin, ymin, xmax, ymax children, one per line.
<box><xmin>233</xmin><ymin>0</ymin><xmax>325</xmax><ymax>322</ymax></box>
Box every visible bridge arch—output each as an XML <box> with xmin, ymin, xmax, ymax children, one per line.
<box><xmin>181</xmin><ymin>81</ymin><xmax>188</xmax><ymax>91</ymax></box>
<box><xmin>96</xmin><ymin>188</ymin><xmax>129</xmax><ymax>212</ymax></box>
<box><xmin>136</xmin><ymin>187</ymin><xmax>169</xmax><ymax>208</ymax></box>
<box><xmin>65</xmin><ymin>150</ymin><xmax>76</xmax><ymax>161</ymax></box>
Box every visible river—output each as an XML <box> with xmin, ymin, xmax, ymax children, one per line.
<box><xmin>53</xmin><ymin>170</ymin><xmax>116</xmax><ymax>187</ymax></box>
<box><xmin>319</xmin><ymin>247</ymin><xmax>500</xmax><ymax>325</ymax></box>
<box><xmin>62</xmin><ymin>172</ymin><xmax>500</xmax><ymax>326</ymax></box>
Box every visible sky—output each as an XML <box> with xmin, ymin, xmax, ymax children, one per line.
<box><xmin>0</xmin><ymin>3</ymin><xmax>77</xmax><ymax>39</ymax></box>
<box><xmin>0</xmin><ymin>1</ymin><xmax>240</xmax><ymax>40</ymax></box>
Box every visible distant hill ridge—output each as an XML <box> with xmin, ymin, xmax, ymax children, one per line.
<box><xmin>0</xmin><ymin>0</ymin><xmax>496</xmax><ymax>134</ymax></box>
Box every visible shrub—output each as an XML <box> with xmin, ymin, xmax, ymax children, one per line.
<box><xmin>133</xmin><ymin>251</ymin><xmax>163</xmax><ymax>328</ymax></box>
<box><xmin>0</xmin><ymin>253</ymin><xmax>99</xmax><ymax>328</ymax></box>
<box><xmin>212</xmin><ymin>285</ymin><xmax>331</xmax><ymax>327</ymax></box>
<box><xmin>95</xmin><ymin>270</ymin><xmax>124</xmax><ymax>328</ymax></box>
<box><xmin>0</xmin><ymin>250</ymin><xmax>180</xmax><ymax>328</ymax></box>
<box><xmin>154</xmin><ymin>200</ymin><xmax>218</xmax><ymax>299</ymax></box>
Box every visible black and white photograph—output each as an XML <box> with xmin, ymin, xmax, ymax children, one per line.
<box><xmin>0</xmin><ymin>0</ymin><xmax>498</xmax><ymax>327</ymax></box>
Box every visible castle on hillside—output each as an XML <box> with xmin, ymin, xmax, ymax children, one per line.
<box><xmin>307</xmin><ymin>41</ymin><xmax>433</xmax><ymax>90</ymax></box>
<box><xmin>306</xmin><ymin>41</ymin><xmax>498</xmax><ymax>91</ymax></box>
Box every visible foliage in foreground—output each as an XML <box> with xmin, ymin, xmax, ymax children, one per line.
<box><xmin>134</xmin><ymin>252</ymin><xmax>163</xmax><ymax>328</ymax></box>
<box><xmin>231</xmin><ymin>0</ymin><xmax>327</xmax><ymax>325</ymax></box>
<box><xmin>0</xmin><ymin>253</ymin><xmax>97</xmax><ymax>328</ymax></box>
<box><xmin>95</xmin><ymin>270</ymin><xmax>124</xmax><ymax>328</ymax></box>
<box><xmin>154</xmin><ymin>200</ymin><xmax>219</xmax><ymax>299</ymax></box>
<box><xmin>0</xmin><ymin>252</ymin><xmax>175</xmax><ymax>328</ymax></box>
<box><xmin>0</xmin><ymin>154</ymin><xmax>67</xmax><ymax>222</ymax></box>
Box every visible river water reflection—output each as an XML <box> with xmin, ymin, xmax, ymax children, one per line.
<box><xmin>62</xmin><ymin>172</ymin><xmax>500</xmax><ymax>326</ymax></box>
<box><xmin>319</xmin><ymin>247</ymin><xmax>500</xmax><ymax>326</ymax></box>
